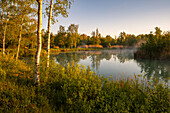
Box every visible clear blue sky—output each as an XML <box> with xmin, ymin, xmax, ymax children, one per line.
<box><xmin>42</xmin><ymin>0</ymin><xmax>170</xmax><ymax>37</ymax></box>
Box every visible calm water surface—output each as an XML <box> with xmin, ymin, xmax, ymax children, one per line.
<box><xmin>52</xmin><ymin>49</ymin><xmax>170</xmax><ymax>83</ymax></box>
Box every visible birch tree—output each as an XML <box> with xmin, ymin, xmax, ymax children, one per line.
<box><xmin>15</xmin><ymin>0</ymin><xmax>36</xmax><ymax>59</ymax></box>
<box><xmin>46</xmin><ymin>0</ymin><xmax>73</xmax><ymax>67</ymax></box>
<box><xmin>35</xmin><ymin>0</ymin><xmax>42</xmax><ymax>86</ymax></box>
<box><xmin>47</xmin><ymin>0</ymin><xmax>53</xmax><ymax>67</ymax></box>
<box><xmin>0</xmin><ymin>0</ymin><xmax>13</xmax><ymax>56</ymax></box>
<box><xmin>35</xmin><ymin>0</ymin><xmax>73</xmax><ymax>85</ymax></box>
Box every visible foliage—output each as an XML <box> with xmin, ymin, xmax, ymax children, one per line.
<box><xmin>42</xmin><ymin>30</ymin><xmax>55</xmax><ymax>48</ymax></box>
<box><xmin>44</xmin><ymin>0</ymin><xmax>73</xmax><ymax>24</ymax></box>
<box><xmin>54</xmin><ymin>24</ymin><xmax>80</xmax><ymax>48</ymax></box>
<box><xmin>0</xmin><ymin>0</ymin><xmax>37</xmax><ymax>50</ymax></box>
<box><xmin>0</xmin><ymin>54</ymin><xmax>169</xmax><ymax>112</ymax></box>
<box><xmin>135</xmin><ymin>27</ymin><xmax>170</xmax><ymax>59</ymax></box>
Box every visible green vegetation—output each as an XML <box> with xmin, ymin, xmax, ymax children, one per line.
<box><xmin>0</xmin><ymin>54</ymin><xmax>169</xmax><ymax>112</ymax></box>
<box><xmin>135</xmin><ymin>27</ymin><xmax>170</xmax><ymax>60</ymax></box>
<box><xmin>0</xmin><ymin>48</ymin><xmax>107</xmax><ymax>58</ymax></box>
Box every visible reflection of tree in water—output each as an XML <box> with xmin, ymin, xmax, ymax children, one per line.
<box><xmin>89</xmin><ymin>51</ymin><xmax>113</xmax><ymax>71</ymax></box>
<box><xmin>116</xmin><ymin>50</ymin><xmax>134</xmax><ymax>63</ymax></box>
<box><xmin>54</xmin><ymin>49</ymin><xmax>135</xmax><ymax>69</ymax></box>
<box><xmin>54</xmin><ymin>52</ymin><xmax>88</xmax><ymax>67</ymax></box>
<box><xmin>102</xmin><ymin>52</ymin><xmax>112</xmax><ymax>60</ymax></box>
<box><xmin>136</xmin><ymin>59</ymin><xmax>170</xmax><ymax>82</ymax></box>
<box><xmin>90</xmin><ymin>54</ymin><xmax>102</xmax><ymax>71</ymax></box>
<box><xmin>90</xmin><ymin>55</ymin><xmax>96</xmax><ymax>70</ymax></box>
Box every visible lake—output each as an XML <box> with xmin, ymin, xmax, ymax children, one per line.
<box><xmin>52</xmin><ymin>49</ymin><xmax>170</xmax><ymax>83</ymax></box>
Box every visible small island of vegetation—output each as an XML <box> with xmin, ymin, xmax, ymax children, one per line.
<box><xmin>134</xmin><ymin>27</ymin><xmax>170</xmax><ymax>60</ymax></box>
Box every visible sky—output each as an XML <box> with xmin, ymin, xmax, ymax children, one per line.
<box><xmin>42</xmin><ymin>0</ymin><xmax>170</xmax><ymax>37</ymax></box>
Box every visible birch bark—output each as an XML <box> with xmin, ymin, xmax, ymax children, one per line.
<box><xmin>47</xmin><ymin>0</ymin><xmax>53</xmax><ymax>67</ymax></box>
<box><xmin>35</xmin><ymin>0</ymin><xmax>42</xmax><ymax>86</ymax></box>
<box><xmin>16</xmin><ymin>17</ymin><xmax>24</xmax><ymax>60</ymax></box>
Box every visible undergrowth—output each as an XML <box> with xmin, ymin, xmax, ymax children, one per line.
<box><xmin>0</xmin><ymin>54</ymin><xmax>169</xmax><ymax>112</ymax></box>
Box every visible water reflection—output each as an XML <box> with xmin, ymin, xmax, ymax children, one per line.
<box><xmin>136</xmin><ymin>59</ymin><xmax>169</xmax><ymax>82</ymax></box>
<box><xmin>52</xmin><ymin>49</ymin><xmax>169</xmax><ymax>82</ymax></box>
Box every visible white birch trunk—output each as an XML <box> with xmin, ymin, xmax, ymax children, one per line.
<box><xmin>2</xmin><ymin>17</ymin><xmax>8</xmax><ymax>56</ymax></box>
<box><xmin>16</xmin><ymin>17</ymin><xmax>24</xmax><ymax>60</ymax></box>
<box><xmin>1</xmin><ymin>11</ymin><xmax>9</xmax><ymax>56</ymax></box>
<box><xmin>3</xmin><ymin>22</ymin><xmax>7</xmax><ymax>54</ymax></box>
<box><xmin>47</xmin><ymin>0</ymin><xmax>53</xmax><ymax>67</ymax></box>
<box><xmin>1</xmin><ymin>11</ymin><xmax>5</xmax><ymax>56</ymax></box>
<box><xmin>1</xmin><ymin>9</ymin><xmax>9</xmax><ymax>56</ymax></box>
<box><xmin>35</xmin><ymin>0</ymin><xmax>42</xmax><ymax>86</ymax></box>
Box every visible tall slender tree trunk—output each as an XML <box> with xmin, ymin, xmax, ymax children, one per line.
<box><xmin>16</xmin><ymin>17</ymin><xmax>24</xmax><ymax>60</ymax></box>
<box><xmin>2</xmin><ymin>17</ymin><xmax>8</xmax><ymax>56</ymax></box>
<box><xmin>35</xmin><ymin>0</ymin><xmax>42</xmax><ymax>86</ymax></box>
<box><xmin>1</xmin><ymin>11</ymin><xmax>10</xmax><ymax>56</ymax></box>
<box><xmin>47</xmin><ymin>0</ymin><xmax>53</xmax><ymax>67</ymax></box>
<box><xmin>2</xmin><ymin>29</ymin><xmax>5</xmax><ymax>56</ymax></box>
<box><xmin>1</xmin><ymin>11</ymin><xmax>4</xmax><ymax>56</ymax></box>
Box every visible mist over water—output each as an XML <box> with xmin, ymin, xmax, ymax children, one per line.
<box><xmin>52</xmin><ymin>49</ymin><xmax>170</xmax><ymax>83</ymax></box>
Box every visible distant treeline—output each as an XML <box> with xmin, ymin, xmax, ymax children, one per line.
<box><xmin>1</xmin><ymin>17</ymin><xmax>169</xmax><ymax>50</ymax></box>
<box><xmin>42</xmin><ymin>26</ymin><xmax>166</xmax><ymax>49</ymax></box>
<box><xmin>50</xmin><ymin>25</ymin><xmax>141</xmax><ymax>48</ymax></box>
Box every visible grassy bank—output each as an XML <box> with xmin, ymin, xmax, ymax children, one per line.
<box><xmin>50</xmin><ymin>48</ymin><xmax>115</xmax><ymax>53</ymax></box>
<box><xmin>0</xmin><ymin>54</ymin><xmax>169</xmax><ymax>112</ymax></box>
<box><xmin>0</xmin><ymin>48</ymin><xmax>37</xmax><ymax>57</ymax></box>
<box><xmin>0</xmin><ymin>48</ymin><xmax>111</xmax><ymax>58</ymax></box>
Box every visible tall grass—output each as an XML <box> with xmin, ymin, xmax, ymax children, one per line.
<box><xmin>0</xmin><ymin>54</ymin><xmax>169</xmax><ymax>112</ymax></box>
